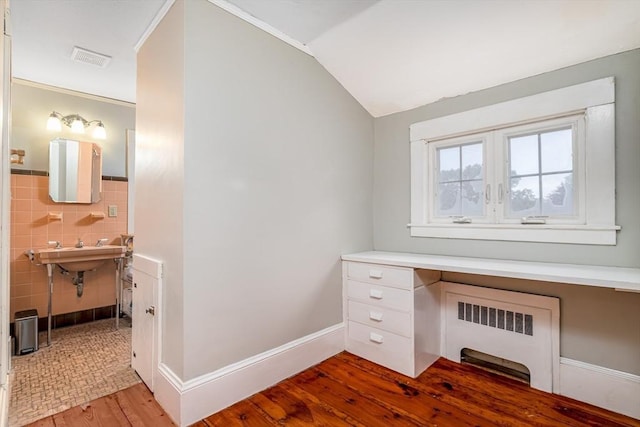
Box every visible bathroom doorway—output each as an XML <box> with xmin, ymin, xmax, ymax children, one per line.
<box><xmin>6</xmin><ymin>81</ymin><xmax>137</xmax><ymax>424</ymax></box>
<box><xmin>2</xmin><ymin>0</ymin><xmax>163</xmax><ymax>423</ymax></box>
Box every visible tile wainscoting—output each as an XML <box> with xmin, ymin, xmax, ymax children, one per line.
<box><xmin>9</xmin><ymin>171</ymin><xmax>128</xmax><ymax>322</ymax></box>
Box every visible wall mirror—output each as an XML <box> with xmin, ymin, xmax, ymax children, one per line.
<box><xmin>49</xmin><ymin>138</ymin><xmax>102</xmax><ymax>203</ymax></box>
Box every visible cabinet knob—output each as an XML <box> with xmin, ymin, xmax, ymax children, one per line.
<box><xmin>369</xmin><ymin>332</ymin><xmax>384</xmax><ymax>344</ymax></box>
<box><xmin>369</xmin><ymin>270</ymin><xmax>383</xmax><ymax>279</ymax></box>
<box><xmin>369</xmin><ymin>311</ymin><xmax>384</xmax><ymax>322</ymax></box>
<box><xmin>369</xmin><ymin>289</ymin><xmax>383</xmax><ymax>299</ymax></box>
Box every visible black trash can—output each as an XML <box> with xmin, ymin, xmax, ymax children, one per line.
<box><xmin>15</xmin><ymin>309</ymin><xmax>38</xmax><ymax>355</ymax></box>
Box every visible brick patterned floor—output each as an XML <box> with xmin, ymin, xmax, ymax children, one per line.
<box><xmin>9</xmin><ymin>317</ymin><xmax>141</xmax><ymax>427</ymax></box>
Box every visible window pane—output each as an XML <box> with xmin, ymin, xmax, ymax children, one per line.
<box><xmin>462</xmin><ymin>180</ymin><xmax>483</xmax><ymax>216</ymax></box>
<box><xmin>438</xmin><ymin>182</ymin><xmax>460</xmax><ymax>216</ymax></box>
<box><xmin>541</xmin><ymin>128</ymin><xmax>572</xmax><ymax>173</ymax></box>
<box><xmin>509</xmin><ymin>134</ymin><xmax>538</xmax><ymax>176</ymax></box>
<box><xmin>436</xmin><ymin>141</ymin><xmax>485</xmax><ymax>219</ymax></box>
<box><xmin>461</xmin><ymin>143</ymin><xmax>483</xmax><ymax>180</ymax></box>
<box><xmin>509</xmin><ymin>176</ymin><xmax>539</xmax><ymax>216</ymax></box>
<box><xmin>542</xmin><ymin>173</ymin><xmax>573</xmax><ymax>216</ymax></box>
<box><xmin>438</xmin><ymin>146</ymin><xmax>460</xmax><ymax>182</ymax></box>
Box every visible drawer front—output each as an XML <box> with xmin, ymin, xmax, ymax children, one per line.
<box><xmin>348</xmin><ymin>300</ymin><xmax>412</xmax><ymax>337</ymax></box>
<box><xmin>347</xmin><ymin>262</ymin><xmax>413</xmax><ymax>289</ymax></box>
<box><xmin>347</xmin><ymin>280</ymin><xmax>412</xmax><ymax>311</ymax></box>
<box><xmin>346</xmin><ymin>321</ymin><xmax>414</xmax><ymax>377</ymax></box>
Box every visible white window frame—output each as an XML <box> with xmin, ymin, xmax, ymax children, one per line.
<box><xmin>410</xmin><ymin>77</ymin><xmax>619</xmax><ymax>245</ymax></box>
<box><xmin>428</xmin><ymin>132</ymin><xmax>490</xmax><ymax>224</ymax></box>
<box><xmin>497</xmin><ymin>114</ymin><xmax>586</xmax><ymax>225</ymax></box>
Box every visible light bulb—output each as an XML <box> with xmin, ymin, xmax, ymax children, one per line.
<box><xmin>70</xmin><ymin>118</ymin><xmax>85</xmax><ymax>133</ymax></box>
<box><xmin>46</xmin><ymin>113</ymin><xmax>61</xmax><ymax>131</ymax></box>
<box><xmin>92</xmin><ymin>122</ymin><xmax>106</xmax><ymax>140</ymax></box>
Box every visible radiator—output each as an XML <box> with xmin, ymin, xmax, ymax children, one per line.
<box><xmin>441</xmin><ymin>281</ymin><xmax>560</xmax><ymax>393</ymax></box>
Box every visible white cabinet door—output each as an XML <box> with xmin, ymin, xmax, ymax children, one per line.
<box><xmin>131</xmin><ymin>267</ymin><xmax>156</xmax><ymax>390</ymax></box>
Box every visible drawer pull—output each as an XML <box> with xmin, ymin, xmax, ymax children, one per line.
<box><xmin>369</xmin><ymin>269</ymin><xmax>383</xmax><ymax>279</ymax></box>
<box><xmin>369</xmin><ymin>289</ymin><xmax>383</xmax><ymax>299</ymax></box>
<box><xmin>369</xmin><ymin>311</ymin><xmax>384</xmax><ymax>322</ymax></box>
<box><xmin>369</xmin><ymin>332</ymin><xmax>384</xmax><ymax>344</ymax></box>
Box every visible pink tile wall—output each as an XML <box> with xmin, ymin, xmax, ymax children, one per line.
<box><xmin>10</xmin><ymin>174</ymin><xmax>128</xmax><ymax>321</ymax></box>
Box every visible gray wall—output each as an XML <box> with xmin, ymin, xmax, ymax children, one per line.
<box><xmin>139</xmin><ymin>0</ymin><xmax>373</xmax><ymax>381</ymax></box>
<box><xmin>374</xmin><ymin>49</ymin><xmax>640</xmax><ymax>268</ymax></box>
<box><xmin>373</xmin><ymin>49</ymin><xmax>640</xmax><ymax>374</ymax></box>
<box><xmin>11</xmin><ymin>82</ymin><xmax>135</xmax><ymax>177</ymax></box>
<box><xmin>136</xmin><ymin>1</ymin><xmax>185</xmax><ymax>377</ymax></box>
<box><xmin>181</xmin><ymin>0</ymin><xmax>373</xmax><ymax>380</ymax></box>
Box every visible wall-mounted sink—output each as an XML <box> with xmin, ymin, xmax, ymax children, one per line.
<box><xmin>28</xmin><ymin>245</ymin><xmax>126</xmax><ymax>271</ymax></box>
<box><xmin>25</xmin><ymin>244</ymin><xmax>127</xmax><ymax>347</ymax></box>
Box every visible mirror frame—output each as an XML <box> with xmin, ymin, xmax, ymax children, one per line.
<box><xmin>48</xmin><ymin>138</ymin><xmax>102</xmax><ymax>204</ymax></box>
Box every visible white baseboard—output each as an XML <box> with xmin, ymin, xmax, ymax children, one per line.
<box><xmin>156</xmin><ymin>323</ymin><xmax>345</xmax><ymax>426</ymax></box>
<box><xmin>154</xmin><ymin>364</ymin><xmax>182</xmax><ymax>426</ymax></box>
<box><xmin>559</xmin><ymin>357</ymin><xmax>640</xmax><ymax>420</ymax></box>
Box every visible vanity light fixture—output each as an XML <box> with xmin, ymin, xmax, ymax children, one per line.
<box><xmin>46</xmin><ymin>111</ymin><xmax>107</xmax><ymax>140</ymax></box>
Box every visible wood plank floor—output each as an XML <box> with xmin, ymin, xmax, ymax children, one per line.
<box><xmin>28</xmin><ymin>352</ymin><xmax>640</xmax><ymax>427</ymax></box>
<box><xmin>24</xmin><ymin>383</ymin><xmax>175</xmax><ymax>427</ymax></box>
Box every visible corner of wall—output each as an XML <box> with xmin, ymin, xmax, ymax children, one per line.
<box><xmin>155</xmin><ymin>323</ymin><xmax>344</xmax><ymax>426</ymax></box>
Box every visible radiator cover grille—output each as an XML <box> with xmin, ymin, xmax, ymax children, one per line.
<box><xmin>458</xmin><ymin>301</ymin><xmax>533</xmax><ymax>336</ymax></box>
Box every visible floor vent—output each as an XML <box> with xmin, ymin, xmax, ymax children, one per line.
<box><xmin>443</xmin><ymin>282</ymin><xmax>559</xmax><ymax>392</ymax></box>
<box><xmin>71</xmin><ymin>46</ymin><xmax>112</xmax><ymax>68</ymax></box>
<box><xmin>461</xmin><ymin>347</ymin><xmax>530</xmax><ymax>384</ymax></box>
<box><xmin>457</xmin><ymin>301</ymin><xmax>533</xmax><ymax>336</ymax></box>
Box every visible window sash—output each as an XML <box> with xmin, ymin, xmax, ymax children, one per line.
<box><xmin>496</xmin><ymin>115</ymin><xmax>585</xmax><ymax>225</ymax></box>
<box><xmin>428</xmin><ymin>134</ymin><xmax>489</xmax><ymax>223</ymax></box>
<box><xmin>427</xmin><ymin>115</ymin><xmax>586</xmax><ymax>226</ymax></box>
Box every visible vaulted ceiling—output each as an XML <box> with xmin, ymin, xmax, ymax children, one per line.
<box><xmin>11</xmin><ymin>0</ymin><xmax>640</xmax><ymax>117</ymax></box>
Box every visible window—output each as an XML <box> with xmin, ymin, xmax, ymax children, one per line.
<box><xmin>410</xmin><ymin>77</ymin><xmax>618</xmax><ymax>245</ymax></box>
<box><xmin>435</xmin><ymin>139</ymin><xmax>484</xmax><ymax>219</ymax></box>
<box><xmin>504</xmin><ymin>122</ymin><xmax>578</xmax><ymax>221</ymax></box>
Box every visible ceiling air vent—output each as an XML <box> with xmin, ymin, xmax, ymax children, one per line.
<box><xmin>71</xmin><ymin>46</ymin><xmax>111</xmax><ymax>68</ymax></box>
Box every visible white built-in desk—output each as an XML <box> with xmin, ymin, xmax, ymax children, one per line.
<box><xmin>341</xmin><ymin>251</ymin><xmax>640</xmax><ymax>378</ymax></box>
<box><xmin>341</xmin><ymin>251</ymin><xmax>640</xmax><ymax>417</ymax></box>
<box><xmin>342</xmin><ymin>251</ymin><xmax>640</xmax><ymax>293</ymax></box>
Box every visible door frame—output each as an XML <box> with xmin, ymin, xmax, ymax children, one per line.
<box><xmin>0</xmin><ymin>0</ymin><xmax>12</xmax><ymax>424</ymax></box>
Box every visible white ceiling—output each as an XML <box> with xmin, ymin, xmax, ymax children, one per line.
<box><xmin>11</xmin><ymin>0</ymin><xmax>166</xmax><ymax>103</ymax></box>
<box><xmin>307</xmin><ymin>0</ymin><xmax>640</xmax><ymax>116</ymax></box>
<box><xmin>222</xmin><ymin>0</ymin><xmax>379</xmax><ymax>45</ymax></box>
<box><xmin>11</xmin><ymin>0</ymin><xmax>640</xmax><ymax>117</ymax></box>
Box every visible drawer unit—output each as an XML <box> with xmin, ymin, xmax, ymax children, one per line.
<box><xmin>347</xmin><ymin>280</ymin><xmax>412</xmax><ymax>311</ymax></box>
<box><xmin>348</xmin><ymin>300</ymin><xmax>412</xmax><ymax>337</ymax></box>
<box><xmin>347</xmin><ymin>262</ymin><xmax>414</xmax><ymax>289</ymax></box>
<box><xmin>343</xmin><ymin>260</ymin><xmax>441</xmax><ymax>378</ymax></box>
<box><xmin>347</xmin><ymin>321</ymin><xmax>413</xmax><ymax>377</ymax></box>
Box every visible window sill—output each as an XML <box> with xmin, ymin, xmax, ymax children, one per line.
<box><xmin>408</xmin><ymin>223</ymin><xmax>620</xmax><ymax>245</ymax></box>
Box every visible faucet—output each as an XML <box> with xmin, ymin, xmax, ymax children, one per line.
<box><xmin>47</xmin><ymin>240</ymin><xmax>62</xmax><ymax>249</ymax></box>
<box><xmin>75</xmin><ymin>238</ymin><xmax>84</xmax><ymax>248</ymax></box>
<box><xmin>95</xmin><ymin>238</ymin><xmax>109</xmax><ymax>247</ymax></box>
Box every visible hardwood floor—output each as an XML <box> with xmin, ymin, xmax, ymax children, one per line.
<box><xmin>24</xmin><ymin>383</ymin><xmax>175</xmax><ymax>427</ymax></box>
<box><xmin>28</xmin><ymin>352</ymin><xmax>640</xmax><ymax>427</ymax></box>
